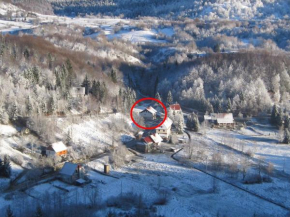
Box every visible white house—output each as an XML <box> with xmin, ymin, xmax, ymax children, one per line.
<box><xmin>140</xmin><ymin>106</ymin><xmax>157</xmax><ymax>120</ymax></box>
<box><xmin>169</xmin><ymin>103</ymin><xmax>182</xmax><ymax>115</ymax></box>
<box><xmin>46</xmin><ymin>141</ymin><xmax>68</xmax><ymax>157</ymax></box>
<box><xmin>156</xmin><ymin>118</ymin><xmax>173</xmax><ymax>140</ymax></box>
<box><xmin>204</xmin><ymin>113</ymin><xmax>234</xmax><ymax>126</ymax></box>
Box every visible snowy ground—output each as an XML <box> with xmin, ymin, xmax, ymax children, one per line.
<box><xmin>1</xmin><ymin>153</ymin><xmax>288</xmax><ymax>217</ymax></box>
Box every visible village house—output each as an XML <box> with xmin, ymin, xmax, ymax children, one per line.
<box><xmin>58</xmin><ymin>162</ymin><xmax>84</xmax><ymax>185</ymax></box>
<box><xmin>140</xmin><ymin>106</ymin><xmax>157</xmax><ymax>120</ymax></box>
<box><xmin>169</xmin><ymin>103</ymin><xmax>182</xmax><ymax>116</ymax></box>
<box><xmin>46</xmin><ymin>141</ymin><xmax>68</xmax><ymax>157</ymax></box>
<box><xmin>71</xmin><ymin>87</ymin><xmax>86</xmax><ymax>98</ymax></box>
<box><xmin>156</xmin><ymin>118</ymin><xmax>173</xmax><ymax>141</ymax></box>
<box><xmin>204</xmin><ymin>113</ymin><xmax>234</xmax><ymax>127</ymax></box>
<box><xmin>136</xmin><ymin>133</ymin><xmax>163</xmax><ymax>153</ymax></box>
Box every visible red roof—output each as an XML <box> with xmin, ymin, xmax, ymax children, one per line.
<box><xmin>170</xmin><ymin>104</ymin><xmax>181</xmax><ymax>111</ymax></box>
<box><xmin>143</xmin><ymin>136</ymin><xmax>154</xmax><ymax>144</ymax></box>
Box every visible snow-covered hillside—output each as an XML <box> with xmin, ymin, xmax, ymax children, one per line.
<box><xmin>50</xmin><ymin>0</ymin><xmax>290</xmax><ymax>20</ymax></box>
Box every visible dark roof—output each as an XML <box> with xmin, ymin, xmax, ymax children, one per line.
<box><xmin>59</xmin><ymin>162</ymin><xmax>79</xmax><ymax>176</ymax></box>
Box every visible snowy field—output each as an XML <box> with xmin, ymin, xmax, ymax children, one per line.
<box><xmin>1</xmin><ymin>154</ymin><xmax>288</xmax><ymax>217</ymax></box>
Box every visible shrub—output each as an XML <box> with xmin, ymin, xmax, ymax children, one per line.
<box><xmin>243</xmin><ymin>174</ymin><xmax>262</xmax><ymax>184</ymax></box>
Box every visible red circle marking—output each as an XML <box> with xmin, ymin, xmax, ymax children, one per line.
<box><xmin>130</xmin><ymin>97</ymin><xmax>167</xmax><ymax>130</ymax></box>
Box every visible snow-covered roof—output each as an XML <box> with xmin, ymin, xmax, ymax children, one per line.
<box><xmin>169</xmin><ymin>104</ymin><xmax>182</xmax><ymax>111</ymax></box>
<box><xmin>150</xmin><ymin>133</ymin><xmax>163</xmax><ymax>144</ymax></box>
<box><xmin>48</xmin><ymin>141</ymin><xmax>67</xmax><ymax>153</ymax></box>
<box><xmin>141</xmin><ymin>106</ymin><xmax>157</xmax><ymax>114</ymax></box>
<box><xmin>157</xmin><ymin>118</ymin><xmax>173</xmax><ymax>130</ymax></box>
<box><xmin>204</xmin><ymin>115</ymin><xmax>212</xmax><ymax>120</ymax></box>
<box><xmin>76</xmin><ymin>178</ymin><xmax>86</xmax><ymax>184</ymax></box>
<box><xmin>210</xmin><ymin>113</ymin><xmax>234</xmax><ymax>124</ymax></box>
<box><xmin>59</xmin><ymin>162</ymin><xmax>79</xmax><ymax>176</ymax></box>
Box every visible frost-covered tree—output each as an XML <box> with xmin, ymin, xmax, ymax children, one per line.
<box><xmin>186</xmin><ymin>112</ymin><xmax>199</xmax><ymax>132</ymax></box>
<box><xmin>167</xmin><ymin>91</ymin><xmax>173</xmax><ymax>105</ymax></box>
<box><xmin>176</xmin><ymin>119</ymin><xmax>184</xmax><ymax>134</ymax></box>
<box><xmin>9</xmin><ymin>101</ymin><xmax>18</xmax><ymax>121</ymax></box>
<box><xmin>0</xmin><ymin>107</ymin><xmax>9</xmax><ymax>124</ymax></box>
<box><xmin>283</xmin><ymin>129</ymin><xmax>290</xmax><ymax>144</ymax></box>
<box><xmin>155</xmin><ymin>92</ymin><xmax>162</xmax><ymax>102</ymax></box>
<box><xmin>25</xmin><ymin>96</ymin><xmax>33</xmax><ymax>116</ymax></box>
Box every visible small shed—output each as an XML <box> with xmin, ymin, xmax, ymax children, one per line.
<box><xmin>59</xmin><ymin>162</ymin><xmax>83</xmax><ymax>184</ymax></box>
<box><xmin>46</xmin><ymin>141</ymin><xmax>67</xmax><ymax>157</ymax></box>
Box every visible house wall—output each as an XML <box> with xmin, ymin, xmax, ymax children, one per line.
<box><xmin>140</xmin><ymin>111</ymin><xmax>155</xmax><ymax>120</ymax></box>
<box><xmin>157</xmin><ymin>128</ymin><xmax>171</xmax><ymax>140</ymax></box>
<box><xmin>56</xmin><ymin>150</ymin><xmax>67</xmax><ymax>156</ymax></box>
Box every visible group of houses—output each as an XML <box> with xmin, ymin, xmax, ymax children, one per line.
<box><xmin>43</xmin><ymin>102</ymin><xmax>235</xmax><ymax>184</ymax></box>
<box><xmin>135</xmin><ymin>117</ymin><xmax>173</xmax><ymax>153</ymax></box>
<box><xmin>135</xmin><ymin>103</ymin><xmax>181</xmax><ymax>153</ymax></box>
<box><xmin>43</xmin><ymin>141</ymin><xmax>88</xmax><ymax>185</ymax></box>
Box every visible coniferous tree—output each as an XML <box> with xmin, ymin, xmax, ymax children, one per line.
<box><xmin>177</xmin><ymin>119</ymin><xmax>184</xmax><ymax>134</ymax></box>
<box><xmin>155</xmin><ymin>92</ymin><xmax>162</xmax><ymax>102</ymax></box>
<box><xmin>6</xmin><ymin>205</ymin><xmax>14</xmax><ymax>217</ymax></box>
<box><xmin>186</xmin><ymin>113</ymin><xmax>200</xmax><ymax>132</ymax></box>
<box><xmin>82</xmin><ymin>74</ymin><xmax>91</xmax><ymax>95</ymax></box>
<box><xmin>99</xmin><ymin>82</ymin><xmax>107</xmax><ymax>102</ymax></box>
<box><xmin>167</xmin><ymin>91</ymin><xmax>173</xmax><ymax>105</ymax></box>
<box><xmin>284</xmin><ymin>115</ymin><xmax>290</xmax><ymax>130</ymax></box>
<box><xmin>66</xmin><ymin>130</ymin><xmax>72</xmax><ymax>146</ymax></box>
<box><xmin>48</xmin><ymin>96</ymin><xmax>56</xmax><ymax>114</ymax></box>
<box><xmin>35</xmin><ymin>205</ymin><xmax>43</xmax><ymax>217</ymax></box>
<box><xmin>271</xmin><ymin>104</ymin><xmax>279</xmax><ymax>125</ymax></box>
<box><xmin>110</xmin><ymin>69</ymin><xmax>117</xmax><ymax>83</ymax></box>
<box><xmin>26</xmin><ymin>96</ymin><xmax>33</xmax><ymax>116</ymax></box>
<box><xmin>226</xmin><ymin>98</ymin><xmax>232</xmax><ymax>112</ymax></box>
<box><xmin>32</xmin><ymin>66</ymin><xmax>40</xmax><ymax>84</ymax></box>
<box><xmin>283</xmin><ymin>129</ymin><xmax>290</xmax><ymax>144</ymax></box>
<box><xmin>3</xmin><ymin>155</ymin><xmax>11</xmax><ymax>178</ymax></box>
<box><xmin>10</xmin><ymin>101</ymin><xmax>18</xmax><ymax>121</ymax></box>
<box><xmin>91</xmin><ymin>80</ymin><xmax>100</xmax><ymax>98</ymax></box>
<box><xmin>40</xmin><ymin>101</ymin><xmax>46</xmax><ymax>114</ymax></box>
<box><xmin>65</xmin><ymin>59</ymin><xmax>74</xmax><ymax>87</ymax></box>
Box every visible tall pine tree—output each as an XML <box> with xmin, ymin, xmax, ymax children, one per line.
<box><xmin>6</xmin><ymin>205</ymin><xmax>14</xmax><ymax>217</ymax></box>
<box><xmin>167</xmin><ymin>91</ymin><xmax>173</xmax><ymax>105</ymax></box>
<box><xmin>82</xmin><ymin>74</ymin><xmax>91</xmax><ymax>95</ymax></box>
